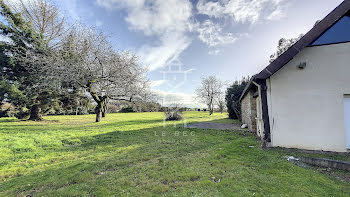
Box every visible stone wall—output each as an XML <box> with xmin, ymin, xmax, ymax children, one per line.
<box><xmin>241</xmin><ymin>92</ymin><xmax>251</xmax><ymax>127</ymax></box>
<box><xmin>241</xmin><ymin>90</ymin><xmax>257</xmax><ymax>132</ymax></box>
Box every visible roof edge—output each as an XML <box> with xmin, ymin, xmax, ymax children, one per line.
<box><xmin>255</xmin><ymin>0</ymin><xmax>350</xmax><ymax>80</ymax></box>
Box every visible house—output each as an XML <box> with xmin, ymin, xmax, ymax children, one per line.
<box><xmin>240</xmin><ymin>0</ymin><xmax>350</xmax><ymax>152</ymax></box>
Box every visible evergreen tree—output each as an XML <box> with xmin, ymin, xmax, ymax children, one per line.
<box><xmin>0</xmin><ymin>0</ymin><xmax>57</xmax><ymax>120</ymax></box>
<box><xmin>225</xmin><ymin>77</ymin><xmax>250</xmax><ymax>120</ymax></box>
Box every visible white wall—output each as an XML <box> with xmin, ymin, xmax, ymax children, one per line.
<box><xmin>267</xmin><ymin>42</ymin><xmax>350</xmax><ymax>152</ymax></box>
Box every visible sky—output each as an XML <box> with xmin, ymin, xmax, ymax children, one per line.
<box><xmin>33</xmin><ymin>0</ymin><xmax>347</xmax><ymax>107</ymax></box>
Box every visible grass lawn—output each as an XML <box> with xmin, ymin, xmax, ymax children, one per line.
<box><xmin>0</xmin><ymin>112</ymin><xmax>349</xmax><ymax>196</ymax></box>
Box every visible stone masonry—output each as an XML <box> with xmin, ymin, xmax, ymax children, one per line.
<box><xmin>241</xmin><ymin>90</ymin><xmax>257</xmax><ymax>133</ymax></box>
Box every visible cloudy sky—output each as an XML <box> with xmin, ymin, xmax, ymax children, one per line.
<box><xmin>53</xmin><ymin>0</ymin><xmax>342</xmax><ymax>107</ymax></box>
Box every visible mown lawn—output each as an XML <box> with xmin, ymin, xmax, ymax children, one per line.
<box><xmin>0</xmin><ymin>112</ymin><xmax>349</xmax><ymax>196</ymax></box>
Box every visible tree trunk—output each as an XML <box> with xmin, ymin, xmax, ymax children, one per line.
<box><xmin>232</xmin><ymin>102</ymin><xmax>241</xmax><ymax>121</ymax></box>
<box><xmin>96</xmin><ymin>109</ymin><xmax>102</xmax><ymax>122</ymax></box>
<box><xmin>29</xmin><ymin>104</ymin><xmax>43</xmax><ymax>121</ymax></box>
<box><xmin>208</xmin><ymin>103</ymin><xmax>214</xmax><ymax>115</ymax></box>
<box><xmin>102</xmin><ymin>100</ymin><xmax>107</xmax><ymax>118</ymax></box>
<box><xmin>96</xmin><ymin>106</ymin><xmax>102</xmax><ymax>122</ymax></box>
<box><xmin>102</xmin><ymin>98</ymin><xmax>109</xmax><ymax>118</ymax></box>
<box><xmin>95</xmin><ymin>101</ymin><xmax>103</xmax><ymax>122</ymax></box>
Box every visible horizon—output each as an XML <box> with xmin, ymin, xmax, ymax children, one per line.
<box><xmin>11</xmin><ymin>0</ymin><xmax>345</xmax><ymax>107</ymax></box>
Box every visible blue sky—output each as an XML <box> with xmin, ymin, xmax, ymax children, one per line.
<box><xmin>49</xmin><ymin>0</ymin><xmax>343</xmax><ymax>107</ymax></box>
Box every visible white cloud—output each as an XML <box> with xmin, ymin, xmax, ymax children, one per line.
<box><xmin>138</xmin><ymin>31</ymin><xmax>192</xmax><ymax>70</ymax></box>
<box><xmin>197</xmin><ymin>20</ymin><xmax>237</xmax><ymax>47</ymax></box>
<box><xmin>95</xmin><ymin>20</ymin><xmax>103</xmax><ymax>27</ymax></box>
<box><xmin>5</xmin><ymin>0</ymin><xmax>81</xmax><ymax>22</ymax></box>
<box><xmin>153</xmin><ymin>90</ymin><xmax>205</xmax><ymax>108</ymax></box>
<box><xmin>60</xmin><ymin>0</ymin><xmax>80</xmax><ymax>21</ymax></box>
<box><xmin>197</xmin><ymin>0</ymin><xmax>286</xmax><ymax>23</ymax></box>
<box><xmin>95</xmin><ymin>0</ymin><xmax>279</xmax><ymax>68</ymax></box>
<box><xmin>196</xmin><ymin>0</ymin><xmax>223</xmax><ymax>18</ymax></box>
<box><xmin>95</xmin><ymin>0</ymin><xmax>194</xmax><ymax>70</ymax></box>
<box><xmin>95</xmin><ymin>0</ymin><xmax>145</xmax><ymax>11</ymax></box>
<box><xmin>150</xmin><ymin>80</ymin><xmax>166</xmax><ymax>88</ymax></box>
<box><xmin>266</xmin><ymin>6</ymin><xmax>285</xmax><ymax>21</ymax></box>
<box><xmin>208</xmin><ymin>49</ymin><xmax>221</xmax><ymax>55</ymax></box>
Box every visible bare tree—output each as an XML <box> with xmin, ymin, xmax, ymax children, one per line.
<box><xmin>1</xmin><ymin>0</ymin><xmax>147</xmax><ymax>121</ymax></box>
<box><xmin>6</xmin><ymin>0</ymin><xmax>66</xmax><ymax>48</ymax></box>
<box><xmin>58</xmin><ymin>26</ymin><xmax>148</xmax><ymax>122</ymax></box>
<box><xmin>195</xmin><ymin>76</ymin><xmax>223</xmax><ymax>115</ymax></box>
<box><xmin>217</xmin><ymin>93</ymin><xmax>226</xmax><ymax>113</ymax></box>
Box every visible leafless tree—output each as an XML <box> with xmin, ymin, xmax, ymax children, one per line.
<box><xmin>58</xmin><ymin>26</ymin><xmax>148</xmax><ymax>122</ymax></box>
<box><xmin>1</xmin><ymin>0</ymin><xmax>148</xmax><ymax>121</ymax></box>
<box><xmin>217</xmin><ymin>93</ymin><xmax>226</xmax><ymax>113</ymax></box>
<box><xmin>137</xmin><ymin>87</ymin><xmax>161</xmax><ymax>104</ymax></box>
<box><xmin>195</xmin><ymin>76</ymin><xmax>223</xmax><ymax>115</ymax></box>
<box><xmin>6</xmin><ymin>0</ymin><xmax>66</xmax><ymax>48</ymax></box>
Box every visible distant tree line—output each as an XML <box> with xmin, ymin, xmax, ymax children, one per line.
<box><xmin>107</xmin><ymin>100</ymin><xmax>163</xmax><ymax>113</ymax></box>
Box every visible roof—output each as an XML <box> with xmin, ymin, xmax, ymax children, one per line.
<box><xmin>239</xmin><ymin>79</ymin><xmax>254</xmax><ymax>101</ymax></box>
<box><xmin>255</xmin><ymin>0</ymin><xmax>350</xmax><ymax>80</ymax></box>
<box><xmin>240</xmin><ymin>0</ymin><xmax>350</xmax><ymax>101</ymax></box>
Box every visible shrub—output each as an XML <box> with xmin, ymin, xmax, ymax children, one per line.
<box><xmin>0</xmin><ymin>102</ymin><xmax>17</xmax><ymax>117</ymax></box>
<box><xmin>109</xmin><ymin>101</ymin><xmax>161</xmax><ymax>113</ymax></box>
<box><xmin>14</xmin><ymin>109</ymin><xmax>30</xmax><ymax>119</ymax></box>
<box><xmin>120</xmin><ymin>107</ymin><xmax>135</xmax><ymax>113</ymax></box>
<box><xmin>106</xmin><ymin>104</ymin><xmax>118</xmax><ymax>113</ymax></box>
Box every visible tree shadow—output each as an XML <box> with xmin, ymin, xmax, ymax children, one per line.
<box><xmin>0</xmin><ymin>143</ymin><xmax>142</xmax><ymax>195</ymax></box>
<box><xmin>0</xmin><ymin>118</ymin><xmax>19</xmax><ymax>123</ymax></box>
<box><xmin>0</xmin><ymin>118</ymin><xmax>166</xmax><ymax>133</ymax></box>
<box><xmin>0</xmin><ymin>124</ymin><xmax>218</xmax><ymax>196</ymax></box>
<box><xmin>97</xmin><ymin>118</ymin><xmax>165</xmax><ymax>128</ymax></box>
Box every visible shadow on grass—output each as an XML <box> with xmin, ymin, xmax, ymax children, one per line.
<box><xmin>0</xmin><ymin>143</ymin><xmax>142</xmax><ymax>195</ymax></box>
<box><xmin>58</xmin><ymin>124</ymin><xmax>206</xmax><ymax>154</ymax></box>
<box><xmin>0</xmin><ymin>118</ymin><xmax>166</xmax><ymax>134</ymax></box>
<box><xmin>0</xmin><ymin>124</ymin><xmax>225</xmax><ymax>196</ymax></box>
<box><xmin>97</xmin><ymin>118</ymin><xmax>165</xmax><ymax>128</ymax></box>
<box><xmin>0</xmin><ymin>118</ymin><xmax>19</xmax><ymax>123</ymax></box>
<box><xmin>1</xmin><ymin>124</ymin><xmax>350</xmax><ymax>196</ymax></box>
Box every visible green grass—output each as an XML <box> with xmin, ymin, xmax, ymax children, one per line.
<box><xmin>0</xmin><ymin>112</ymin><xmax>349</xmax><ymax>196</ymax></box>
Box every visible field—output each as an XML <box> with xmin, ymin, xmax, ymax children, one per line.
<box><xmin>0</xmin><ymin>112</ymin><xmax>349</xmax><ymax>196</ymax></box>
